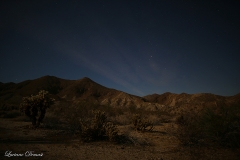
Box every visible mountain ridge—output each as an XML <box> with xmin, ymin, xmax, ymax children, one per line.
<box><xmin>0</xmin><ymin>75</ymin><xmax>239</xmax><ymax>113</ymax></box>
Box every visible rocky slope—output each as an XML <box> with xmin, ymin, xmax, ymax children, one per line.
<box><xmin>0</xmin><ymin>75</ymin><xmax>239</xmax><ymax>113</ymax></box>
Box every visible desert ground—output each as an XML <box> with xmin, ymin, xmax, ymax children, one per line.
<box><xmin>0</xmin><ymin>77</ymin><xmax>240</xmax><ymax>159</ymax></box>
<box><xmin>1</xmin><ymin>112</ymin><xmax>239</xmax><ymax>160</ymax></box>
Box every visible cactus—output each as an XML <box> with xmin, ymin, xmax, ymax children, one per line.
<box><xmin>104</xmin><ymin>122</ymin><xmax>119</xmax><ymax>141</ymax></box>
<box><xmin>132</xmin><ymin>114</ymin><xmax>154</xmax><ymax>132</ymax></box>
<box><xmin>20</xmin><ymin>90</ymin><xmax>55</xmax><ymax>127</ymax></box>
<box><xmin>79</xmin><ymin>110</ymin><xmax>119</xmax><ymax>142</ymax></box>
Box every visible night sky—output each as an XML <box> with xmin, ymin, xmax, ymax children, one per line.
<box><xmin>1</xmin><ymin>0</ymin><xmax>240</xmax><ymax>96</ymax></box>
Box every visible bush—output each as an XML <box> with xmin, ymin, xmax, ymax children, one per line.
<box><xmin>79</xmin><ymin>110</ymin><xmax>119</xmax><ymax>142</ymax></box>
<box><xmin>200</xmin><ymin>105</ymin><xmax>240</xmax><ymax>147</ymax></box>
<box><xmin>176</xmin><ymin>105</ymin><xmax>240</xmax><ymax>147</ymax></box>
<box><xmin>175</xmin><ymin>112</ymin><xmax>204</xmax><ymax>146</ymax></box>
<box><xmin>132</xmin><ymin>114</ymin><xmax>154</xmax><ymax>132</ymax></box>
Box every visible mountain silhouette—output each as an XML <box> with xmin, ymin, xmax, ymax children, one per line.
<box><xmin>0</xmin><ymin>75</ymin><xmax>239</xmax><ymax>113</ymax></box>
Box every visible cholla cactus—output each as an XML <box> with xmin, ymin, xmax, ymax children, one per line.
<box><xmin>20</xmin><ymin>90</ymin><xmax>55</xmax><ymax>127</ymax></box>
<box><xmin>132</xmin><ymin>114</ymin><xmax>154</xmax><ymax>132</ymax></box>
<box><xmin>104</xmin><ymin>122</ymin><xmax>119</xmax><ymax>141</ymax></box>
<box><xmin>79</xmin><ymin>110</ymin><xmax>119</xmax><ymax>142</ymax></box>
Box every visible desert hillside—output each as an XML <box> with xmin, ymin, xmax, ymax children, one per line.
<box><xmin>1</xmin><ymin>75</ymin><xmax>240</xmax><ymax>160</ymax></box>
<box><xmin>1</xmin><ymin>75</ymin><xmax>239</xmax><ymax>113</ymax></box>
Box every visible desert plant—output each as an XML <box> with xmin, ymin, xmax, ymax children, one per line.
<box><xmin>132</xmin><ymin>114</ymin><xmax>154</xmax><ymax>132</ymax></box>
<box><xmin>104</xmin><ymin>122</ymin><xmax>119</xmax><ymax>141</ymax></box>
<box><xmin>79</xmin><ymin>110</ymin><xmax>119</xmax><ymax>142</ymax></box>
<box><xmin>199</xmin><ymin>105</ymin><xmax>240</xmax><ymax>147</ymax></box>
<box><xmin>175</xmin><ymin>111</ymin><xmax>204</xmax><ymax>146</ymax></box>
<box><xmin>175</xmin><ymin>105</ymin><xmax>240</xmax><ymax>147</ymax></box>
<box><xmin>20</xmin><ymin>90</ymin><xmax>55</xmax><ymax>127</ymax></box>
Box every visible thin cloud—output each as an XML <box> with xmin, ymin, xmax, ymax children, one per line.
<box><xmin>69</xmin><ymin>49</ymin><xmax>145</xmax><ymax>95</ymax></box>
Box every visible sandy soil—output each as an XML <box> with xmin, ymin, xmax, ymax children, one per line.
<box><xmin>0</xmin><ymin>117</ymin><xmax>239</xmax><ymax>160</ymax></box>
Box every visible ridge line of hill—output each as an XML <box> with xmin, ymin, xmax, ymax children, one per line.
<box><xmin>0</xmin><ymin>75</ymin><xmax>239</xmax><ymax>112</ymax></box>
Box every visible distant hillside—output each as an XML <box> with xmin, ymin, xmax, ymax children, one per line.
<box><xmin>0</xmin><ymin>76</ymin><xmax>70</xmax><ymax>107</ymax></box>
<box><xmin>144</xmin><ymin>92</ymin><xmax>240</xmax><ymax>114</ymax></box>
<box><xmin>0</xmin><ymin>76</ymin><xmax>160</xmax><ymax>110</ymax></box>
<box><xmin>144</xmin><ymin>92</ymin><xmax>227</xmax><ymax>106</ymax></box>
<box><xmin>0</xmin><ymin>75</ymin><xmax>239</xmax><ymax>114</ymax></box>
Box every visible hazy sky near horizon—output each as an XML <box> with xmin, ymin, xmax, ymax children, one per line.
<box><xmin>1</xmin><ymin>0</ymin><xmax>240</xmax><ymax>96</ymax></box>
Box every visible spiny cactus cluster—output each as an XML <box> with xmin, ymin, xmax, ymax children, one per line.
<box><xmin>20</xmin><ymin>90</ymin><xmax>55</xmax><ymax>127</ymax></box>
<box><xmin>104</xmin><ymin>122</ymin><xmax>119</xmax><ymax>141</ymax></box>
<box><xmin>79</xmin><ymin>110</ymin><xmax>119</xmax><ymax>142</ymax></box>
<box><xmin>132</xmin><ymin>114</ymin><xmax>154</xmax><ymax>132</ymax></box>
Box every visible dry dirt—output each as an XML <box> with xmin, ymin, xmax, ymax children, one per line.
<box><xmin>0</xmin><ymin>117</ymin><xmax>239</xmax><ymax>160</ymax></box>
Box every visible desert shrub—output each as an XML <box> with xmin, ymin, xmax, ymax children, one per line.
<box><xmin>79</xmin><ymin>110</ymin><xmax>119</xmax><ymax>142</ymax></box>
<box><xmin>199</xmin><ymin>105</ymin><xmax>240</xmax><ymax>147</ymax></box>
<box><xmin>175</xmin><ymin>111</ymin><xmax>204</xmax><ymax>146</ymax></box>
<box><xmin>132</xmin><ymin>114</ymin><xmax>154</xmax><ymax>132</ymax></box>
<box><xmin>57</xmin><ymin>102</ymin><xmax>101</xmax><ymax>133</ymax></box>
<box><xmin>103</xmin><ymin>122</ymin><xmax>119</xmax><ymax>141</ymax></box>
<box><xmin>176</xmin><ymin>105</ymin><xmax>240</xmax><ymax>147</ymax></box>
<box><xmin>60</xmin><ymin>105</ymin><xmax>122</xmax><ymax>142</ymax></box>
<box><xmin>19</xmin><ymin>90</ymin><xmax>55</xmax><ymax>127</ymax></box>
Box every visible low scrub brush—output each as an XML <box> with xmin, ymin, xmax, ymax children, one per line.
<box><xmin>132</xmin><ymin>114</ymin><xmax>154</xmax><ymax>132</ymax></box>
<box><xmin>79</xmin><ymin>110</ymin><xmax>119</xmax><ymax>142</ymax></box>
